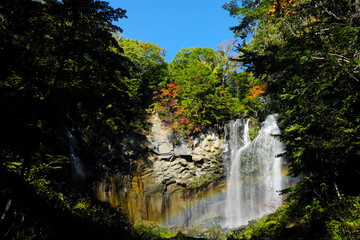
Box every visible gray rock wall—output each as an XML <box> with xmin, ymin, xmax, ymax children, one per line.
<box><xmin>147</xmin><ymin>114</ymin><xmax>225</xmax><ymax>188</ymax></box>
<box><xmin>95</xmin><ymin>114</ymin><xmax>226</xmax><ymax>226</ymax></box>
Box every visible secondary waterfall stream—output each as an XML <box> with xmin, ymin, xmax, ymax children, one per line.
<box><xmin>66</xmin><ymin>131</ymin><xmax>85</xmax><ymax>186</ymax></box>
<box><xmin>223</xmin><ymin>114</ymin><xmax>285</xmax><ymax>228</ymax></box>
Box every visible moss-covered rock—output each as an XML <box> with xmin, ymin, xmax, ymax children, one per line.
<box><xmin>248</xmin><ymin>118</ymin><xmax>261</xmax><ymax>141</ymax></box>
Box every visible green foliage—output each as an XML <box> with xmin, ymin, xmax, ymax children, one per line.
<box><xmin>134</xmin><ymin>222</ymin><xmax>208</xmax><ymax>240</ymax></box>
<box><xmin>116</xmin><ymin>35</ymin><xmax>169</xmax><ymax>107</ymax></box>
<box><xmin>8</xmin><ymin>1</ymin><xmax>156</xmax><ymax>197</ymax></box>
<box><xmin>223</xmin><ymin>0</ymin><xmax>273</xmax><ymax>40</ymax></box>
<box><xmin>0</xmin><ymin>0</ymin><xmax>150</xmax><ymax>177</ymax></box>
<box><xmin>248</xmin><ymin>118</ymin><xmax>260</xmax><ymax>141</ymax></box>
<box><xmin>228</xmin><ymin>190</ymin><xmax>360</xmax><ymax>240</ymax></box>
<box><xmin>224</xmin><ymin>0</ymin><xmax>360</xmax><ymax>239</ymax></box>
<box><xmin>0</xmin><ymin>0</ymin><xmax>151</xmax><ymax>239</ymax></box>
<box><xmin>187</xmin><ymin>171</ymin><xmax>223</xmax><ymax>190</ymax></box>
<box><xmin>152</xmin><ymin>44</ymin><xmax>270</xmax><ymax>135</ymax></box>
<box><xmin>225</xmin><ymin>0</ymin><xmax>360</xmax><ymax>193</ymax></box>
<box><xmin>0</xmin><ymin>167</ymin><xmax>136</xmax><ymax>240</ymax></box>
<box><xmin>154</xmin><ymin>47</ymin><xmax>244</xmax><ymax>134</ymax></box>
<box><xmin>135</xmin><ymin>222</ymin><xmax>177</xmax><ymax>240</ymax></box>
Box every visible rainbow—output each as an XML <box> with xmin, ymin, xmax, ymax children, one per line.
<box><xmin>160</xmin><ymin>168</ymin><xmax>292</xmax><ymax>226</ymax></box>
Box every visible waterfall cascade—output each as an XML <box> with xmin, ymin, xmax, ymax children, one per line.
<box><xmin>223</xmin><ymin>114</ymin><xmax>286</xmax><ymax>228</ymax></box>
<box><xmin>95</xmin><ymin>114</ymin><xmax>294</xmax><ymax>230</ymax></box>
<box><xmin>66</xmin><ymin>131</ymin><xmax>85</xmax><ymax>183</ymax></box>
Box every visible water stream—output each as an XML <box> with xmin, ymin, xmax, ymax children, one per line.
<box><xmin>66</xmin><ymin>131</ymin><xmax>85</xmax><ymax>185</ymax></box>
<box><xmin>223</xmin><ymin>114</ymin><xmax>286</xmax><ymax>228</ymax></box>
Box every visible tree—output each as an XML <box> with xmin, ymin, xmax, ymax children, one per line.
<box><xmin>0</xmin><ymin>0</ymin><xmax>142</xmax><ymax>181</ymax></box>
<box><xmin>224</xmin><ymin>0</ymin><xmax>360</xmax><ymax>197</ymax></box>
<box><xmin>164</xmin><ymin>47</ymin><xmax>241</xmax><ymax>133</ymax></box>
<box><xmin>154</xmin><ymin>82</ymin><xmax>186</xmax><ymax>129</ymax></box>
<box><xmin>216</xmin><ymin>39</ymin><xmax>242</xmax><ymax>84</ymax></box>
<box><xmin>224</xmin><ymin>1</ymin><xmax>360</xmax><ymax>238</ymax></box>
<box><xmin>0</xmin><ymin>0</ymin><xmax>148</xmax><ymax>238</ymax></box>
<box><xmin>116</xmin><ymin>36</ymin><xmax>169</xmax><ymax>109</ymax></box>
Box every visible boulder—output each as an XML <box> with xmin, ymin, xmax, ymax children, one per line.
<box><xmin>158</xmin><ymin>142</ymin><xmax>173</xmax><ymax>155</ymax></box>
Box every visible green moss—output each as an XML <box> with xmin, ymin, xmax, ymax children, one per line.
<box><xmin>187</xmin><ymin>170</ymin><xmax>223</xmax><ymax>190</ymax></box>
<box><xmin>227</xmin><ymin>196</ymin><xmax>360</xmax><ymax>240</ymax></box>
<box><xmin>188</xmin><ymin>174</ymin><xmax>211</xmax><ymax>189</ymax></box>
<box><xmin>135</xmin><ymin>223</ymin><xmax>176</xmax><ymax>240</ymax></box>
<box><xmin>249</xmin><ymin>118</ymin><xmax>260</xmax><ymax>141</ymax></box>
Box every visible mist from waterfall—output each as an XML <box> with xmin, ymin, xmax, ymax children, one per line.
<box><xmin>223</xmin><ymin>114</ymin><xmax>285</xmax><ymax>228</ymax></box>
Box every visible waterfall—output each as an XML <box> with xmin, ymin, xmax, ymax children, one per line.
<box><xmin>224</xmin><ymin>118</ymin><xmax>251</xmax><ymax>227</ymax></box>
<box><xmin>94</xmin><ymin>114</ymin><xmax>295</xmax><ymax>231</ymax></box>
<box><xmin>66</xmin><ymin>131</ymin><xmax>85</xmax><ymax>184</ymax></box>
<box><xmin>223</xmin><ymin>114</ymin><xmax>285</xmax><ymax>228</ymax></box>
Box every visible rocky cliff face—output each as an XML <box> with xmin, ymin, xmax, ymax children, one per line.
<box><xmin>95</xmin><ymin>114</ymin><xmax>226</xmax><ymax>227</ymax></box>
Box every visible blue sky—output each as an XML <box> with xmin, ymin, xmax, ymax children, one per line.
<box><xmin>108</xmin><ymin>0</ymin><xmax>238</xmax><ymax>62</ymax></box>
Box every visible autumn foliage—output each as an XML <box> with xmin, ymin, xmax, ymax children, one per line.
<box><xmin>267</xmin><ymin>0</ymin><xmax>295</xmax><ymax>15</ymax></box>
<box><xmin>247</xmin><ymin>85</ymin><xmax>267</xmax><ymax>100</ymax></box>
<box><xmin>154</xmin><ymin>83</ymin><xmax>192</xmax><ymax>133</ymax></box>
